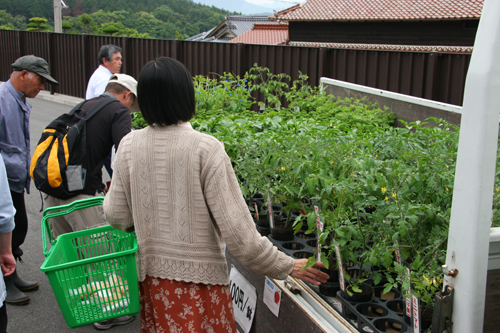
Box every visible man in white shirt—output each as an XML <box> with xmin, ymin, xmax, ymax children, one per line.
<box><xmin>86</xmin><ymin>44</ymin><xmax>123</xmax><ymax>178</ymax></box>
<box><xmin>86</xmin><ymin>44</ymin><xmax>122</xmax><ymax>99</ymax></box>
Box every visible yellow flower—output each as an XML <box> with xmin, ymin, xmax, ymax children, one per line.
<box><xmin>329</xmin><ymin>160</ymin><xmax>334</xmax><ymax>165</ymax></box>
<box><xmin>381</xmin><ymin>187</ymin><xmax>387</xmax><ymax>193</ymax></box>
<box><xmin>446</xmin><ymin>165</ymin><xmax>449</xmax><ymax>168</ymax></box>
<box><xmin>392</xmin><ymin>193</ymin><xmax>397</xmax><ymax>198</ymax></box>
<box><xmin>281</xmin><ymin>167</ymin><xmax>286</xmax><ymax>171</ymax></box>
<box><xmin>375</xmin><ymin>154</ymin><xmax>379</xmax><ymax>158</ymax></box>
<box><xmin>446</xmin><ymin>188</ymin><xmax>449</xmax><ymax>191</ymax></box>
<box><xmin>384</xmin><ymin>196</ymin><xmax>388</xmax><ymax>201</ymax></box>
<box><xmin>496</xmin><ymin>189</ymin><xmax>499</xmax><ymax>193</ymax></box>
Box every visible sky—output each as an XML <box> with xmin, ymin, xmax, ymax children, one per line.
<box><xmin>193</xmin><ymin>0</ymin><xmax>303</xmax><ymax>14</ymax></box>
<box><xmin>246</xmin><ymin>0</ymin><xmax>301</xmax><ymax>4</ymax></box>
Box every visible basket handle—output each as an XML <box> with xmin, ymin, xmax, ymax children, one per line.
<box><xmin>41</xmin><ymin>196</ymin><xmax>105</xmax><ymax>256</ymax></box>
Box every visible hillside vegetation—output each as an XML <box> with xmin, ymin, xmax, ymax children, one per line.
<box><xmin>0</xmin><ymin>0</ymin><xmax>237</xmax><ymax>39</ymax></box>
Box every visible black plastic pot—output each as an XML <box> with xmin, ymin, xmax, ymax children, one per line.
<box><xmin>319</xmin><ymin>266</ymin><xmax>341</xmax><ymax>297</ymax></box>
<box><xmin>254</xmin><ymin>218</ymin><xmax>270</xmax><ymax>236</ymax></box>
<box><xmin>340</xmin><ymin>283</ymin><xmax>374</xmax><ymax>303</ymax></box>
<box><xmin>255</xmin><ymin>214</ymin><xmax>269</xmax><ymax>228</ymax></box>
<box><xmin>270</xmin><ymin>220</ymin><xmax>294</xmax><ymax>241</ymax></box>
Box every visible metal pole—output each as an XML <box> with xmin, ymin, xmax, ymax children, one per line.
<box><xmin>54</xmin><ymin>0</ymin><xmax>62</xmax><ymax>33</ymax></box>
<box><xmin>444</xmin><ymin>0</ymin><xmax>500</xmax><ymax>331</ymax></box>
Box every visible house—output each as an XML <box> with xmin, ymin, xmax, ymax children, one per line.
<box><xmin>272</xmin><ymin>0</ymin><xmax>483</xmax><ymax>53</ymax></box>
<box><xmin>229</xmin><ymin>22</ymin><xmax>288</xmax><ymax>45</ymax></box>
<box><xmin>186</xmin><ymin>15</ymin><xmax>275</xmax><ymax>43</ymax></box>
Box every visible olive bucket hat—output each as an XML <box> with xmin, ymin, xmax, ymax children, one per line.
<box><xmin>11</xmin><ymin>55</ymin><xmax>58</xmax><ymax>85</ymax></box>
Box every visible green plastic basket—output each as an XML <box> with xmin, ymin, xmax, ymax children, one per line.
<box><xmin>40</xmin><ymin>197</ymin><xmax>139</xmax><ymax>328</ymax></box>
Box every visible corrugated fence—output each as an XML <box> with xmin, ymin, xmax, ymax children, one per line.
<box><xmin>0</xmin><ymin>30</ymin><xmax>470</xmax><ymax>106</ymax></box>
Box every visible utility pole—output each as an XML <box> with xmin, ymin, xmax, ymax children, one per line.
<box><xmin>53</xmin><ymin>0</ymin><xmax>68</xmax><ymax>33</ymax></box>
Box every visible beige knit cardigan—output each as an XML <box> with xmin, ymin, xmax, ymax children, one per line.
<box><xmin>103</xmin><ymin>123</ymin><xmax>295</xmax><ymax>285</ymax></box>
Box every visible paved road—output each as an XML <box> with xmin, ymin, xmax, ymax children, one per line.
<box><xmin>6</xmin><ymin>94</ymin><xmax>139</xmax><ymax>332</ymax></box>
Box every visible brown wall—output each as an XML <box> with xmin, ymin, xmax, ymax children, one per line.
<box><xmin>289</xmin><ymin>20</ymin><xmax>479</xmax><ymax>46</ymax></box>
<box><xmin>0</xmin><ymin>30</ymin><xmax>470</xmax><ymax>106</ymax></box>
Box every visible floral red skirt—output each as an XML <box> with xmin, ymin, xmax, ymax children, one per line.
<box><xmin>139</xmin><ymin>276</ymin><xmax>237</xmax><ymax>333</ymax></box>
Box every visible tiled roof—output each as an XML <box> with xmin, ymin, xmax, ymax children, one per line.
<box><xmin>276</xmin><ymin>0</ymin><xmax>483</xmax><ymax>21</ymax></box>
<box><xmin>229</xmin><ymin>23</ymin><xmax>288</xmax><ymax>45</ymax></box>
<box><xmin>226</xmin><ymin>15</ymin><xmax>273</xmax><ymax>37</ymax></box>
<box><xmin>288</xmin><ymin>41</ymin><xmax>473</xmax><ymax>53</ymax></box>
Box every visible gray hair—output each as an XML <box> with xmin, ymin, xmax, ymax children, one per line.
<box><xmin>98</xmin><ymin>44</ymin><xmax>122</xmax><ymax>64</ymax></box>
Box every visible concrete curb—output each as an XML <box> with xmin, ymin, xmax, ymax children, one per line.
<box><xmin>35</xmin><ymin>90</ymin><xmax>84</xmax><ymax>107</ymax></box>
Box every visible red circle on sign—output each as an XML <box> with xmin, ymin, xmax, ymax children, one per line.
<box><xmin>274</xmin><ymin>291</ymin><xmax>280</xmax><ymax>304</ymax></box>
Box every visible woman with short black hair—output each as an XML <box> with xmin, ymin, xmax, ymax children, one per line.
<box><xmin>104</xmin><ymin>57</ymin><xmax>328</xmax><ymax>332</ymax></box>
<box><xmin>136</xmin><ymin>57</ymin><xmax>196</xmax><ymax>126</ymax></box>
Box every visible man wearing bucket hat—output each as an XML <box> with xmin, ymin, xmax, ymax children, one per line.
<box><xmin>0</xmin><ymin>55</ymin><xmax>58</xmax><ymax>306</ymax></box>
<box><xmin>42</xmin><ymin>73</ymin><xmax>138</xmax><ymax>330</ymax></box>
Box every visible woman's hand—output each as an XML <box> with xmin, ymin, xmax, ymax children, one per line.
<box><xmin>289</xmin><ymin>259</ymin><xmax>330</xmax><ymax>285</ymax></box>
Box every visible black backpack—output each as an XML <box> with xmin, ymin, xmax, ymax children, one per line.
<box><xmin>30</xmin><ymin>97</ymin><xmax>114</xmax><ymax>200</ymax></box>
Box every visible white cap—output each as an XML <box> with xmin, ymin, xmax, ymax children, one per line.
<box><xmin>108</xmin><ymin>74</ymin><xmax>139</xmax><ymax>112</ymax></box>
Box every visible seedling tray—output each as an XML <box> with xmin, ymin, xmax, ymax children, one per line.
<box><xmin>268</xmin><ymin>231</ymin><xmax>317</xmax><ymax>259</ymax></box>
<box><xmin>336</xmin><ymin>286</ymin><xmax>430</xmax><ymax>333</ymax></box>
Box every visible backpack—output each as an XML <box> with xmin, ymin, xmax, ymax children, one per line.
<box><xmin>30</xmin><ymin>97</ymin><xmax>115</xmax><ymax>200</ymax></box>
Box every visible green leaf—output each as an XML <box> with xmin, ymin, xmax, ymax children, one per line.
<box><xmin>351</xmin><ymin>285</ymin><xmax>362</xmax><ymax>293</ymax></box>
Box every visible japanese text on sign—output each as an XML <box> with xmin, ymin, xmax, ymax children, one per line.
<box><xmin>229</xmin><ymin>267</ymin><xmax>257</xmax><ymax>333</ymax></box>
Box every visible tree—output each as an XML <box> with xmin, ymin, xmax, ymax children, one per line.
<box><xmin>62</xmin><ymin>21</ymin><xmax>72</xmax><ymax>32</ymax></box>
<box><xmin>72</xmin><ymin>0</ymin><xmax>85</xmax><ymax>17</ymax></box>
<box><xmin>153</xmin><ymin>5</ymin><xmax>174</xmax><ymax>22</ymax></box>
<box><xmin>78</xmin><ymin>13</ymin><xmax>93</xmax><ymax>34</ymax></box>
<box><xmin>101</xmin><ymin>22</ymin><xmax>121</xmax><ymax>35</ymax></box>
<box><xmin>27</xmin><ymin>17</ymin><xmax>47</xmax><ymax>32</ymax></box>
<box><xmin>175</xmin><ymin>30</ymin><xmax>185</xmax><ymax>40</ymax></box>
<box><xmin>116</xmin><ymin>27</ymin><xmax>151</xmax><ymax>38</ymax></box>
<box><xmin>62</xmin><ymin>6</ymin><xmax>71</xmax><ymax>17</ymax></box>
<box><xmin>0</xmin><ymin>9</ymin><xmax>14</xmax><ymax>29</ymax></box>
<box><xmin>135</xmin><ymin>11</ymin><xmax>161</xmax><ymax>37</ymax></box>
<box><xmin>90</xmin><ymin>10</ymin><xmax>116</xmax><ymax>25</ymax></box>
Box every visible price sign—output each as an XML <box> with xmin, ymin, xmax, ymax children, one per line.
<box><xmin>317</xmin><ymin>242</ymin><xmax>321</xmax><ymax>262</ymax></box>
<box><xmin>230</xmin><ymin>267</ymin><xmax>257</xmax><ymax>333</ymax></box>
<box><xmin>254</xmin><ymin>202</ymin><xmax>259</xmax><ymax>220</ymax></box>
<box><xmin>263</xmin><ymin>277</ymin><xmax>281</xmax><ymax>317</ymax></box>
<box><xmin>266</xmin><ymin>191</ymin><xmax>274</xmax><ymax>228</ymax></box>
<box><xmin>405</xmin><ymin>267</ymin><xmax>412</xmax><ymax>318</ymax></box>
<box><xmin>394</xmin><ymin>240</ymin><xmax>402</xmax><ymax>265</ymax></box>
<box><xmin>412</xmin><ymin>295</ymin><xmax>420</xmax><ymax>333</ymax></box>
<box><xmin>335</xmin><ymin>245</ymin><xmax>345</xmax><ymax>291</ymax></box>
<box><xmin>314</xmin><ymin>206</ymin><xmax>324</xmax><ymax>232</ymax></box>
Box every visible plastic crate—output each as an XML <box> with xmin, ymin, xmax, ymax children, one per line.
<box><xmin>40</xmin><ymin>197</ymin><xmax>139</xmax><ymax>328</ymax></box>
